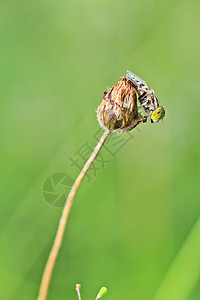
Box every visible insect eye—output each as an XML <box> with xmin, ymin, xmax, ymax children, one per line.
<box><xmin>150</xmin><ymin>107</ymin><xmax>165</xmax><ymax>122</ymax></box>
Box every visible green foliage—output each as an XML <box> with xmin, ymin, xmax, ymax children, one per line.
<box><xmin>1</xmin><ymin>0</ymin><xmax>200</xmax><ymax>299</ymax></box>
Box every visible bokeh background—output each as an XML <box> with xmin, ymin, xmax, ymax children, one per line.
<box><xmin>1</xmin><ymin>0</ymin><xmax>200</xmax><ymax>299</ymax></box>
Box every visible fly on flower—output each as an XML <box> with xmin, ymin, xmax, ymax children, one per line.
<box><xmin>125</xmin><ymin>70</ymin><xmax>165</xmax><ymax>123</ymax></box>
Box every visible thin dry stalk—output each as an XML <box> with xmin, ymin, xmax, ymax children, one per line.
<box><xmin>38</xmin><ymin>129</ymin><xmax>111</xmax><ymax>300</ymax></box>
<box><xmin>76</xmin><ymin>284</ymin><xmax>81</xmax><ymax>300</ymax></box>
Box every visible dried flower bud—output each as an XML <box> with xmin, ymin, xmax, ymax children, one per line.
<box><xmin>97</xmin><ymin>77</ymin><xmax>145</xmax><ymax>132</ymax></box>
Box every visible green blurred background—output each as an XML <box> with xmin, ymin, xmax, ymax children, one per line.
<box><xmin>1</xmin><ymin>0</ymin><xmax>200</xmax><ymax>299</ymax></box>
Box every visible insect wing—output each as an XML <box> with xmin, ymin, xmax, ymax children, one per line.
<box><xmin>126</xmin><ymin>70</ymin><xmax>149</xmax><ymax>89</ymax></box>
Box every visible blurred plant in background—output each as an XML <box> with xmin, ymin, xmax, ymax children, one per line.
<box><xmin>0</xmin><ymin>0</ymin><xmax>200</xmax><ymax>299</ymax></box>
<box><xmin>76</xmin><ymin>284</ymin><xmax>107</xmax><ymax>300</ymax></box>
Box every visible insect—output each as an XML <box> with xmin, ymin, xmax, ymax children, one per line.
<box><xmin>125</xmin><ymin>70</ymin><xmax>165</xmax><ymax>123</ymax></box>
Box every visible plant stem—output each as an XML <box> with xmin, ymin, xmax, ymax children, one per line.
<box><xmin>76</xmin><ymin>284</ymin><xmax>81</xmax><ymax>300</ymax></box>
<box><xmin>37</xmin><ymin>129</ymin><xmax>111</xmax><ymax>300</ymax></box>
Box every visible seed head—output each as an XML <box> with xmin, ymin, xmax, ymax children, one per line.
<box><xmin>97</xmin><ymin>77</ymin><xmax>143</xmax><ymax>132</ymax></box>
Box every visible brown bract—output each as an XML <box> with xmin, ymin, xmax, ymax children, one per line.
<box><xmin>97</xmin><ymin>77</ymin><xmax>146</xmax><ymax>132</ymax></box>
